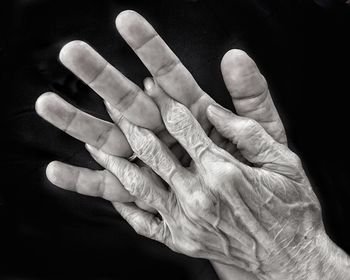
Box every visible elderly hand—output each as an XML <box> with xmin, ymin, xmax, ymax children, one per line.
<box><xmin>35</xmin><ymin>10</ymin><xmax>350</xmax><ymax>280</ymax></box>
<box><xmin>35</xmin><ymin>11</ymin><xmax>286</xmax><ymax>215</ymax></box>
<box><xmin>84</xmin><ymin>79</ymin><xmax>350</xmax><ymax>280</ymax></box>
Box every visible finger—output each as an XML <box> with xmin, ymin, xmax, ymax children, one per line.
<box><xmin>35</xmin><ymin>92</ymin><xmax>132</xmax><ymax>157</ymax></box>
<box><xmin>145</xmin><ymin>79</ymin><xmax>219</xmax><ymax>166</ymax></box>
<box><xmin>46</xmin><ymin>161</ymin><xmax>134</xmax><ymax>202</ymax></box>
<box><xmin>113</xmin><ymin>202</ymin><xmax>167</xmax><ymax>243</ymax></box>
<box><xmin>221</xmin><ymin>50</ymin><xmax>287</xmax><ymax>144</ymax></box>
<box><xmin>59</xmin><ymin>40</ymin><xmax>163</xmax><ymax>131</ymax></box>
<box><xmin>105</xmin><ymin>102</ymin><xmax>190</xmax><ymax>190</ymax></box>
<box><xmin>86</xmin><ymin>144</ymin><xmax>171</xmax><ymax>213</ymax></box>
<box><xmin>115</xmin><ymin>10</ymin><xmax>214</xmax><ymax>130</ymax></box>
<box><xmin>207</xmin><ymin>104</ymin><xmax>302</xmax><ymax>178</ymax></box>
<box><xmin>46</xmin><ymin>160</ymin><xmax>156</xmax><ymax>213</ymax></box>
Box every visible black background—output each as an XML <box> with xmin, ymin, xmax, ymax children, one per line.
<box><xmin>2</xmin><ymin>0</ymin><xmax>350</xmax><ymax>279</ymax></box>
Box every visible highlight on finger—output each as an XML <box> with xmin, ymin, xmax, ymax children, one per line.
<box><xmin>46</xmin><ymin>161</ymin><xmax>135</xmax><ymax>202</ymax></box>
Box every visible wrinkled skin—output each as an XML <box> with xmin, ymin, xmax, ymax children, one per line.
<box><xmin>84</xmin><ymin>81</ymin><xmax>350</xmax><ymax>280</ymax></box>
<box><xmin>35</xmin><ymin>10</ymin><xmax>350</xmax><ymax>280</ymax></box>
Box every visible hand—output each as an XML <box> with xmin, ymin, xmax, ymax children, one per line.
<box><xmin>35</xmin><ymin>10</ymin><xmax>331</xmax><ymax>280</ymax></box>
<box><xmin>35</xmin><ymin>11</ymin><xmax>285</xmax><ymax>213</ymax></box>
<box><xmin>85</xmin><ymin>79</ymin><xmax>350</xmax><ymax>280</ymax></box>
<box><xmin>34</xmin><ymin>10</ymin><xmax>350</xmax><ymax>280</ymax></box>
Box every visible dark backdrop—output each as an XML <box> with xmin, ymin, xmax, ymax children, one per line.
<box><xmin>2</xmin><ymin>0</ymin><xmax>350</xmax><ymax>279</ymax></box>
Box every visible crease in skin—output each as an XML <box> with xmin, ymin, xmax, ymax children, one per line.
<box><xmin>133</xmin><ymin>33</ymin><xmax>159</xmax><ymax>51</ymax></box>
<box><xmin>158</xmin><ymin>101</ymin><xmax>325</xmax><ymax>277</ymax></box>
<box><xmin>212</xmin><ymin>199</ymin><xmax>232</xmax><ymax>258</ymax></box>
<box><xmin>162</xmin><ymin>100</ymin><xmax>213</xmax><ymax>163</ymax></box>
<box><xmin>40</xmin><ymin>17</ymin><xmax>350</xmax><ymax>278</ymax></box>
<box><xmin>125</xmin><ymin>124</ymin><xmax>180</xmax><ymax>186</ymax></box>
<box><xmin>236</xmin><ymin>182</ymin><xmax>281</xmax><ymax>233</ymax></box>
<box><xmin>95</xmin><ymin>125</ymin><xmax>114</xmax><ymax>149</ymax></box>
<box><xmin>174</xmin><ymin>196</ymin><xmax>259</xmax><ymax>270</ymax></box>
<box><xmin>114</xmin><ymin>88</ymin><xmax>142</xmax><ymax>114</ymax></box>
<box><xmin>196</xmin><ymin>182</ymin><xmax>262</xmax><ymax>266</ymax></box>
<box><xmin>63</xmin><ymin>109</ymin><xmax>78</xmax><ymax>133</ymax></box>
<box><xmin>89</xmin><ymin>64</ymin><xmax>140</xmax><ymax>112</ymax></box>
<box><xmin>154</xmin><ymin>58</ymin><xmax>181</xmax><ymax>78</ymax></box>
<box><xmin>96</xmin><ymin>171</ymin><xmax>107</xmax><ymax>198</ymax></box>
<box><xmin>187</xmin><ymin>191</ymin><xmax>233</xmax><ymax>259</ymax></box>
<box><xmin>235</xmin><ymin>189</ymin><xmax>273</xmax><ymax>258</ymax></box>
<box><xmin>87</xmin><ymin>60</ymin><xmax>109</xmax><ymax>85</ymax></box>
<box><xmin>193</xmin><ymin>139</ymin><xmax>211</xmax><ymax>161</ymax></box>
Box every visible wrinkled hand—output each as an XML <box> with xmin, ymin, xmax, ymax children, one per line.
<box><xmin>86</xmin><ymin>80</ymin><xmax>349</xmax><ymax>280</ymax></box>
<box><xmin>35</xmin><ymin>11</ymin><xmax>285</xmax><ymax>213</ymax></box>
<box><xmin>34</xmin><ymin>10</ymin><xmax>350</xmax><ymax>280</ymax></box>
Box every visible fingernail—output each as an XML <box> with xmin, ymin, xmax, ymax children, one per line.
<box><xmin>207</xmin><ymin>104</ymin><xmax>232</xmax><ymax>118</ymax></box>
<box><xmin>104</xmin><ymin>100</ymin><xmax>123</xmax><ymax>119</ymax></box>
<box><xmin>85</xmin><ymin>143</ymin><xmax>97</xmax><ymax>154</ymax></box>
<box><xmin>104</xmin><ymin>100</ymin><xmax>113</xmax><ymax>112</ymax></box>
<box><xmin>144</xmin><ymin>77</ymin><xmax>154</xmax><ymax>92</ymax></box>
<box><xmin>46</xmin><ymin>161</ymin><xmax>58</xmax><ymax>184</ymax></box>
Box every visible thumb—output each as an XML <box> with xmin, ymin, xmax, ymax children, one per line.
<box><xmin>221</xmin><ymin>49</ymin><xmax>287</xmax><ymax>145</ymax></box>
<box><xmin>207</xmin><ymin>104</ymin><xmax>302</xmax><ymax>178</ymax></box>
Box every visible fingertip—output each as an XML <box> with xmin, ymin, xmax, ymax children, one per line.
<box><xmin>35</xmin><ymin>92</ymin><xmax>56</xmax><ymax>117</ymax></box>
<box><xmin>59</xmin><ymin>40</ymin><xmax>107</xmax><ymax>83</ymax></box>
<box><xmin>221</xmin><ymin>49</ymin><xmax>250</xmax><ymax>71</ymax></box>
<box><xmin>115</xmin><ymin>10</ymin><xmax>139</xmax><ymax>29</ymax></box>
<box><xmin>221</xmin><ymin>49</ymin><xmax>255</xmax><ymax>82</ymax></box>
<box><xmin>221</xmin><ymin>49</ymin><xmax>267</xmax><ymax>100</ymax></box>
<box><xmin>143</xmin><ymin>77</ymin><xmax>154</xmax><ymax>92</ymax></box>
<box><xmin>85</xmin><ymin>143</ymin><xmax>105</xmax><ymax>162</ymax></box>
<box><xmin>59</xmin><ymin>40</ymin><xmax>87</xmax><ymax>65</ymax></box>
<box><xmin>85</xmin><ymin>143</ymin><xmax>96</xmax><ymax>154</ymax></box>
<box><xmin>46</xmin><ymin>161</ymin><xmax>60</xmax><ymax>185</ymax></box>
<box><xmin>144</xmin><ymin>81</ymin><xmax>169</xmax><ymax>111</ymax></box>
<box><xmin>115</xmin><ymin>10</ymin><xmax>156</xmax><ymax>49</ymax></box>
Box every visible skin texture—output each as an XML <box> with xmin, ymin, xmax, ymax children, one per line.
<box><xmin>34</xmin><ymin>10</ymin><xmax>350</xmax><ymax>280</ymax></box>
<box><xmin>90</xmin><ymin>82</ymin><xmax>350</xmax><ymax>280</ymax></box>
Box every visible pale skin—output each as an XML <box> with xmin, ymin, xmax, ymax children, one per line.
<box><xmin>35</xmin><ymin>10</ymin><xmax>350</xmax><ymax>280</ymax></box>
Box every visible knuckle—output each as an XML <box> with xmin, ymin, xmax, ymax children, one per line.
<box><xmin>124</xmin><ymin>166</ymin><xmax>143</xmax><ymax>196</ymax></box>
<box><xmin>104</xmin><ymin>155</ymin><xmax>116</xmax><ymax>170</ymax></box>
<box><xmin>225</xmin><ymin>163</ymin><xmax>242</xmax><ymax>178</ymax></box>
<box><xmin>132</xmin><ymin>219</ymin><xmax>146</xmax><ymax>236</ymax></box>
<box><xmin>131</xmin><ymin>129</ymin><xmax>159</xmax><ymax>157</ymax></box>
<box><xmin>148</xmin><ymin>223</ymin><xmax>167</xmax><ymax>242</ymax></box>
<box><xmin>134</xmin><ymin>180</ymin><xmax>151</xmax><ymax>201</ymax></box>
<box><xmin>122</xmin><ymin>209</ymin><xmax>138</xmax><ymax>223</ymax></box>
<box><xmin>180</xmin><ymin>240</ymin><xmax>202</xmax><ymax>257</ymax></box>
<box><xmin>187</xmin><ymin>190</ymin><xmax>215</xmax><ymax>214</ymax></box>
<box><xmin>237</xmin><ymin>119</ymin><xmax>262</xmax><ymax>146</ymax></box>
<box><xmin>288</xmin><ymin>152</ymin><xmax>303</xmax><ymax>170</ymax></box>
<box><xmin>164</xmin><ymin>101</ymin><xmax>193</xmax><ymax>135</ymax></box>
<box><xmin>242</xmin><ymin>119</ymin><xmax>260</xmax><ymax>137</ymax></box>
<box><xmin>225</xmin><ymin>165</ymin><xmax>244</xmax><ymax>186</ymax></box>
<box><xmin>239</xmin><ymin>119</ymin><xmax>272</xmax><ymax>152</ymax></box>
